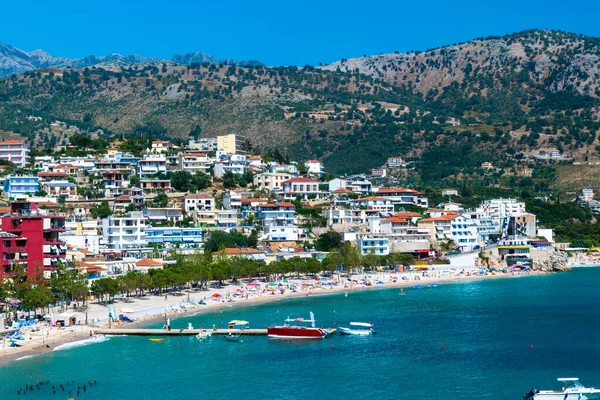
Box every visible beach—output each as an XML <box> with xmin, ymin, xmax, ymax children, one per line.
<box><xmin>0</xmin><ymin>268</ymin><xmax>542</xmax><ymax>365</ymax></box>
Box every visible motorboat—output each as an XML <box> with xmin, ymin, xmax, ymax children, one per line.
<box><xmin>196</xmin><ymin>331</ymin><xmax>212</xmax><ymax>340</ymax></box>
<box><xmin>148</xmin><ymin>338</ymin><xmax>165</xmax><ymax>343</ymax></box>
<box><xmin>523</xmin><ymin>378</ymin><xmax>600</xmax><ymax>399</ymax></box>
<box><xmin>339</xmin><ymin>322</ymin><xmax>375</xmax><ymax>336</ymax></box>
<box><xmin>268</xmin><ymin>312</ymin><xmax>327</xmax><ymax>339</ymax></box>
<box><xmin>224</xmin><ymin>332</ymin><xmax>242</xmax><ymax>342</ymax></box>
<box><xmin>228</xmin><ymin>320</ymin><xmax>249</xmax><ymax>330</ymax></box>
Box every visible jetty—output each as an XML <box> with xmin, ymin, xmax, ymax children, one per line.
<box><xmin>95</xmin><ymin>328</ymin><xmax>337</xmax><ymax>336</ymax></box>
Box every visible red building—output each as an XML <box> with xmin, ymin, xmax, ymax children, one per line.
<box><xmin>0</xmin><ymin>232</ymin><xmax>28</xmax><ymax>278</ymax></box>
<box><xmin>1</xmin><ymin>202</ymin><xmax>66</xmax><ymax>278</ymax></box>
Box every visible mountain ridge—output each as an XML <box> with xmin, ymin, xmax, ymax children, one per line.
<box><xmin>0</xmin><ymin>42</ymin><xmax>265</xmax><ymax>77</ymax></box>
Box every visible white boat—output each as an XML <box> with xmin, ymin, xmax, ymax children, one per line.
<box><xmin>339</xmin><ymin>322</ymin><xmax>374</xmax><ymax>336</ymax></box>
<box><xmin>228</xmin><ymin>320</ymin><xmax>250</xmax><ymax>329</ymax></box>
<box><xmin>196</xmin><ymin>331</ymin><xmax>212</xmax><ymax>340</ymax></box>
<box><xmin>225</xmin><ymin>332</ymin><xmax>242</xmax><ymax>342</ymax></box>
<box><xmin>524</xmin><ymin>378</ymin><xmax>600</xmax><ymax>399</ymax></box>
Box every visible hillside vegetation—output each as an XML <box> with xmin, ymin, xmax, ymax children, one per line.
<box><xmin>1</xmin><ymin>30</ymin><xmax>600</xmax><ymax>189</ymax></box>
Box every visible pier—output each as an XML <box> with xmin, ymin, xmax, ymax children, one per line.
<box><xmin>95</xmin><ymin>328</ymin><xmax>337</xmax><ymax>336</ymax></box>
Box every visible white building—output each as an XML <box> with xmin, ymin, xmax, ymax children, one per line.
<box><xmin>260</xmin><ymin>225</ymin><xmax>306</xmax><ymax>241</ymax></box>
<box><xmin>150</xmin><ymin>140</ymin><xmax>169</xmax><ymax>153</ymax></box>
<box><xmin>101</xmin><ymin>211</ymin><xmax>147</xmax><ymax>250</ymax></box>
<box><xmin>305</xmin><ymin>160</ymin><xmax>323</xmax><ymax>176</ymax></box>
<box><xmin>179</xmin><ymin>152</ymin><xmax>212</xmax><ymax>175</ymax></box>
<box><xmin>375</xmin><ymin>187</ymin><xmax>428</xmax><ymax>208</ymax></box>
<box><xmin>387</xmin><ymin>157</ymin><xmax>404</xmax><ymax>169</ymax></box>
<box><xmin>183</xmin><ymin>193</ymin><xmax>215</xmax><ymax>214</ymax></box>
<box><xmin>281</xmin><ymin>177</ymin><xmax>324</xmax><ymax>200</ymax></box>
<box><xmin>0</xmin><ymin>140</ymin><xmax>29</xmax><ymax>167</ymax></box>
<box><xmin>143</xmin><ymin>208</ymin><xmax>184</xmax><ymax>224</ymax></box>
<box><xmin>480</xmin><ymin>198</ymin><xmax>527</xmax><ymax>234</ymax></box>
<box><xmin>351</xmin><ymin>197</ymin><xmax>394</xmax><ymax>214</ymax></box>
<box><xmin>253</xmin><ymin>172</ymin><xmax>293</xmax><ymax>192</ymax></box>
<box><xmin>213</xmin><ymin>154</ymin><xmax>247</xmax><ymax>179</ymax></box>
<box><xmin>462</xmin><ymin>210</ymin><xmax>500</xmax><ymax>242</ymax></box>
<box><xmin>223</xmin><ymin>191</ymin><xmax>242</xmax><ymax>209</ymax></box>
<box><xmin>323</xmin><ymin>206</ymin><xmax>379</xmax><ymax>227</ymax></box>
<box><xmin>418</xmin><ymin>214</ymin><xmax>479</xmax><ymax>252</ymax></box>
<box><xmin>138</xmin><ymin>154</ymin><xmax>167</xmax><ymax>178</ymax></box>
<box><xmin>357</xmin><ymin>234</ymin><xmax>390</xmax><ymax>256</ymax></box>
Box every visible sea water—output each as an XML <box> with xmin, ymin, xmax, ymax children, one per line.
<box><xmin>2</xmin><ymin>268</ymin><xmax>600</xmax><ymax>399</ymax></box>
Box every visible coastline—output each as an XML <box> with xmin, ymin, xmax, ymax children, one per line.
<box><xmin>0</xmin><ymin>270</ymin><xmax>546</xmax><ymax>366</ymax></box>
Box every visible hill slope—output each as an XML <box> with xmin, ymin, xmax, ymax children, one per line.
<box><xmin>1</xmin><ymin>30</ymin><xmax>600</xmax><ymax>187</ymax></box>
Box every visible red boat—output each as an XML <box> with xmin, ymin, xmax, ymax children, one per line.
<box><xmin>267</xmin><ymin>312</ymin><xmax>327</xmax><ymax>339</ymax></box>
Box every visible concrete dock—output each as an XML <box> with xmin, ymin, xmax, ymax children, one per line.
<box><xmin>95</xmin><ymin>328</ymin><xmax>337</xmax><ymax>336</ymax></box>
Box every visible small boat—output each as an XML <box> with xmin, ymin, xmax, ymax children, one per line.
<box><xmin>148</xmin><ymin>338</ymin><xmax>165</xmax><ymax>343</ymax></box>
<box><xmin>428</xmin><ymin>284</ymin><xmax>439</xmax><ymax>288</ymax></box>
<box><xmin>523</xmin><ymin>378</ymin><xmax>600</xmax><ymax>399</ymax></box>
<box><xmin>268</xmin><ymin>312</ymin><xmax>328</xmax><ymax>340</ymax></box>
<box><xmin>413</xmin><ymin>285</ymin><xmax>424</xmax><ymax>289</ymax></box>
<box><xmin>339</xmin><ymin>322</ymin><xmax>375</xmax><ymax>336</ymax></box>
<box><xmin>196</xmin><ymin>331</ymin><xmax>212</xmax><ymax>340</ymax></box>
<box><xmin>224</xmin><ymin>332</ymin><xmax>242</xmax><ymax>342</ymax></box>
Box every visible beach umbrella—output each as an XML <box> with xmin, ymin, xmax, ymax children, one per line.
<box><xmin>212</xmin><ymin>293</ymin><xmax>221</xmax><ymax>298</ymax></box>
<box><xmin>120</xmin><ymin>308</ymin><xmax>135</xmax><ymax>314</ymax></box>
<box><xmin>42</xmin><ymin>314</ymin><xmax>52</xmax><ymax>320</ymax></box>
<box><xmin>266</xmin><ymin>283</ymin><xmax>277</xmax><ymax>287</ymax></box>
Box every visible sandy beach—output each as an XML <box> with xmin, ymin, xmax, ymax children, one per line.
<box><xmin>0</xmin><ymin>269</ymin><xmax>543</xmax><ymax>365</ymax></box>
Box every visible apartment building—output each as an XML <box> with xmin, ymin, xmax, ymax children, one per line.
<box><xmin>101</xmin><ymin>211</ymin><xmax>147</xmax><ymax>250</ymax></box>
<box><xmin>253</xmin><ymin>172</ymin><xmax>292</xmax><ymax>191</ymax></box>
<box><xmin>0</xmin><ymin>140</ymin><xmax>29</xmax><ymax>167</ymax></box>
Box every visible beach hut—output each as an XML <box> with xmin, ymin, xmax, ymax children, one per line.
<box><xmin>56</xmin><ymin>312</ymin><xmax>76</xmax><ymax>327</ymax></box>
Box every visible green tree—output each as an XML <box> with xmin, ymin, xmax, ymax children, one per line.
<box><xmin>387</xmin><ymin>252</ymin><xmax>414</xmax><ymax>267</ymax></box>
<box><xmin>222</xmin><ymin>171</ymin><xmax>237</xmax><ymax>189</ymax></box>
<box><xmin>22</xmin><ymin>285</ymin><xmax>53</xmax><ymax>313</ymax></box>
<box><xmin>315</xmin><ymin>231</ymin><xmax>342</xmax><ymax>251</ymax></box>
<box><xmin>204</xmin><ymin>230</ymin><xmax>248</xmax><ymax>252</ymax></box>
<box><xmin>90</xmin><ymin>200</ymin><xmax>112</xmax><ymax>219</ymax></box>
<box><xmin>247</xmin><ymin>229</ymin><xmax>258</xmax><ymax>248</ymax></box>
<box><xmin>340</xmin><ymin>242</ymin><xmax>361</xmax><ymax>272</ymax></box>
<box><xmin>171</xmin><ymin>171</ymin><xmax>192</xmax><ymax>191</ymax></box>
<box><xmin>153</xmin><ymin>190</ymin><xmax>168</xmax><ymax>207</ymax></box>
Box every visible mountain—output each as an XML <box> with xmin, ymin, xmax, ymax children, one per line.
<box><xmin>320</xmin><ymin>29</ymin><xmax>600</xmax><ymax>101</ymax></box>
<box><xmin>1</xmin><ymin>30</ymin><xmax>600</xmax><ymax>192</ymax></box>
<box><xmin>0</xmin><ymin>42</ymin><xmax>264</xmax><ymax>77</ymax></box>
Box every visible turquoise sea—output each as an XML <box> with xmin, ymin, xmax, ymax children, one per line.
<box><xmin>2</xmin><ymin>268</ymin><xmax>600</xmax><ymax>400</ymax></box>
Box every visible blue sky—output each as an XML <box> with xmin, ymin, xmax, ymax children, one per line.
<box><xmin>2</xmin><ymin>0</ymin><xmax>600</xmax><ymax>66</ymax></box>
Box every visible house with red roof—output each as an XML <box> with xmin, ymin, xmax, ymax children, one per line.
<box><xmin>256</xmin><ymin>202</ymin><xmax>296</xmax><ymax>226</ymax></box>
<box><xmin>351</xmin><ymin>196</ymin><xmax>394</xmax><ymax>213</ymax></box>
<box><xmin>280</xmin><ymin>177</ymin><xmax>325</xmax><ymax>200</ymax></box>
<box><xmin>375</xmin><ymin>187</ymin><xmax>428</xmax><ymax>208</ymax></box>
<box><xmin>135</xmin><ymin>258</ymin><xmax>164</xmax><ymax>272</ymax></box>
